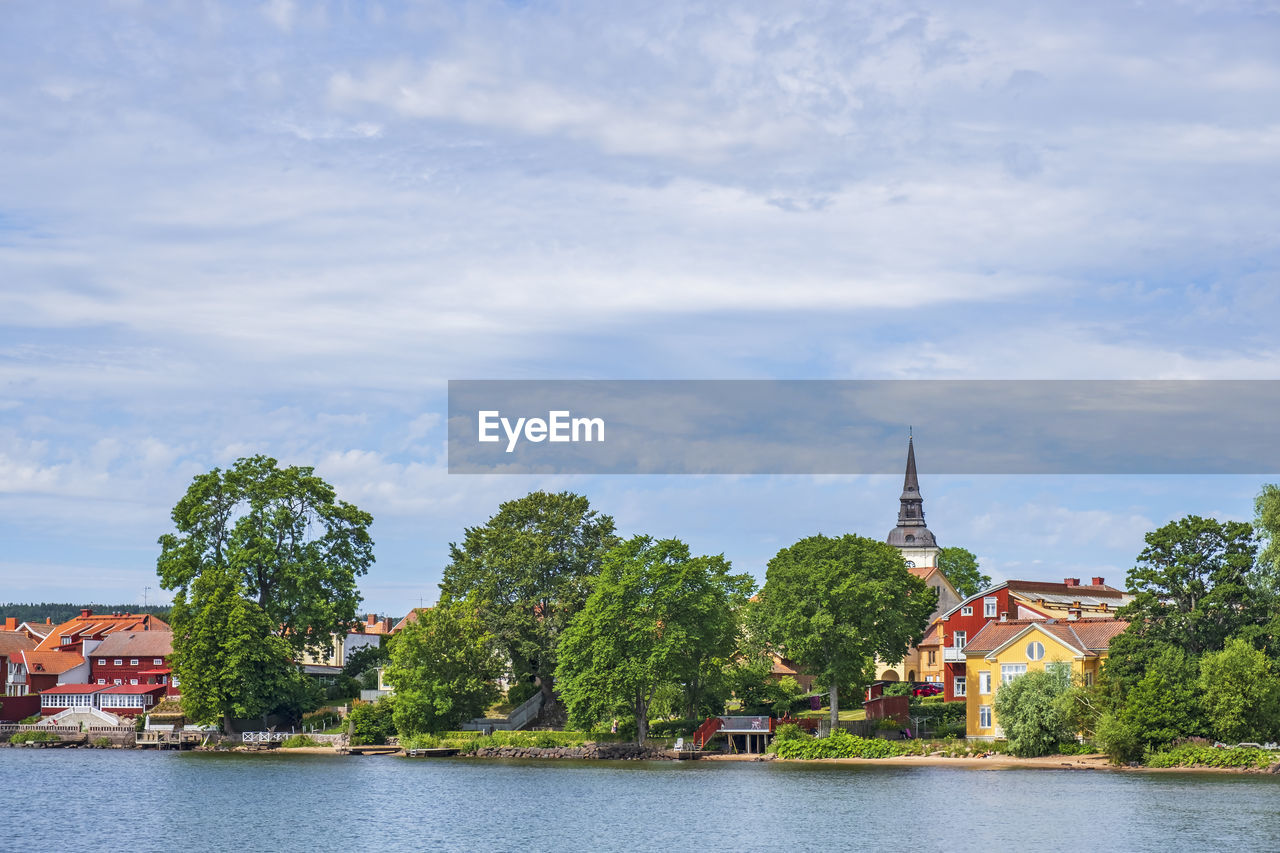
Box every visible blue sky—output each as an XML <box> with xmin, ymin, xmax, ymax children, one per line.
<box><xmin>2</xmin><ymin>1</ymin><xmax>1279</xmax><ymax>615</ymax></box>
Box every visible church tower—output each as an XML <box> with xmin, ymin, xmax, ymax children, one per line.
<box><xmin>886</xmin><ymin>434</ymin><xmax>940</xmax><ymax>568</ymax></box>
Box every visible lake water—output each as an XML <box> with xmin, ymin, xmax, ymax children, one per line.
<box><xmin>7</xmin><ymin>750</ymin><xmax>1280</xmax><ymax>852</ymax></box>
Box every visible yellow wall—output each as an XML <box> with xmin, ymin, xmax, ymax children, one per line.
<box><xmin>965</xmin><ymin>629</ymin><xmax>1104</xmax><ymax>739</ymax></box>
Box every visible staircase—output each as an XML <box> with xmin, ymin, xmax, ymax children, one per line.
<box><xmin>460</xmin><ymin>690</ymin><xmax>546</xmax><ymax>732</ymax></box>
<box><xmin>691</xmin><ymin>716</ymin><xmax>724</xmax><ymax>749</ymax></box>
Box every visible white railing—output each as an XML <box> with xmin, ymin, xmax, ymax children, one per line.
<box><xmin>943</xmin><ymin>647</ymin><xmax>966</xmax><ymax>662</ymax></box>
<box><xmin>242</xmin><ymin>731</ymin><xmax>291</xmax><ymax>743</ymax></box>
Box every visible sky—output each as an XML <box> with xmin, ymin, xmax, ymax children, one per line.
<box><xmin>2</xmin><ymin>1</ymin><xmax>1279</xmax><ymax>616</ymax></box>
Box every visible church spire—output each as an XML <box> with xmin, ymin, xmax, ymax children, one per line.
<box><xmin>897</xmin><ymin>434</ymin><xmax>924</xmax><ymax>525</ymax></box>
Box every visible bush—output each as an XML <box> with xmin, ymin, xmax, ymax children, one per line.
<box><xmin>882</xmin><ymin>682</ymin><xmax>913</xmax><ymax>697</ymax></box>
<box><xmin>9</xmin><ymin>730</ymin><xmax>59</xmax><ymax>744</ymax></box>
<box><xmin>772</xmin><ymin>729</ymin><xmax>908</xmax><ymax>760</ymax></box>
<box><xmin>280</xmin><ymin>734</ymin><xmax>323</xmax><ymax>748</ymax></box>
<box><xmin>19</xmin><ymin>714</ymin><xmax>41</xmax><ymax>725</ymax></box>
<box><xmin>1094</xmin><ymin>711</ymin><xmax>1142</xmax><ymax>764</ymax></box>
<box><xmin>1145</xmin><ymin>744</ymin><xmax>1278</xmax><ymax>769</ymax></box>
<box><xmin>92</xmin><ymin>737</ymin><xmax>112</xmax><ymax>748</ymax></box>
<box><xmin>346</xmin><ymin>699</ymin><xmax>397</xmax><ymax>745</ymax></box>
<box><xmin>771</xmin><ymin>723</ymin><xmax>808</xmax><ymax>745</ymax></box>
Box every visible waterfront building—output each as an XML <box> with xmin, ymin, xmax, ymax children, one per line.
<box><xmin>962</xmin><ymin>618</ymin><xmax>1128</xmax><ymax>739</ymax></box>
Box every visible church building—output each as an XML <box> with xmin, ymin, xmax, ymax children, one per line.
<box><xmin>875</xmin><ymin>436</ymin><xmax>961</xmax><ymax>683</ymax></box>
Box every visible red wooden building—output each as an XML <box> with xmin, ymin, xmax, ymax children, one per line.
<box><xmin>90</xmin><ymin>631</ymin><xmax>177</xmax><ymax>697</ymax></box>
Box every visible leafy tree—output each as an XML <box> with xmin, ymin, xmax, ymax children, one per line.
<box><xmin>1093</xmin><ymin>710</ymin><xmax>1142</xmax><ymax>764</ymax></box>
<box><xmin>1119</xmin><ymin>645</ymin><xmax>1203</xmax><ymax>750</ymax></box>
<box><xmin>346</xmin><ymin>698</ymin><xmax>397</xmax><ymax>745</ymax></box>
<box><xmin>383</xmin><ymin>603</ymin><xmax>505</xmax><ymax>736</ymax></box>
<box><xmin>1198</xmin><ymin>638</ymin><xmax>1280</xmax><ymax>743</ymax></box>
<box><xmin>555</xmin><ymin>536</ymin><xmax>752</xmax><ymax>743</ymax></box>
<box><xmin>342</xmin><ymin>643</ymin><xmax>388</xmax><ymax>679</ymax></box>
<box><xmin>158</xmin><ymin>455</ymin><xmax>374</xmax><ymax>657</ymax></box>
<box><xmin>755</xmin><ymin>534</ymin><xmax>936</xmax><ymax>730</ymax></box>
<box><xmin>440</xmin><ymin>491</ymin><xmax>617</xmax><ymax>710</ymax></box>
<box><xmin>1255</xmin><ymin>484</ymin><xmax>1280</xmax><ymax>591</ymax></box>
<box><xmin>168</xmin><ymin>563</ymin><xmax>304</xmax><ymax>731</ymax></box>
<box><xmin>1117</xmin><ymin>515</ymin><xmax>1258</xmax><ymax>657</ymax></box>
<box><xmin>937</xmin><ymin>546</ymin><xmax>991</xmax><ymax>599</ymax></box>
<box><xmin>992</xmin><ymin>669</ymin><xmax>1072</xmax><ymax>757</ymax></box>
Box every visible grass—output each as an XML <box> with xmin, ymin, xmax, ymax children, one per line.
<box><xmin>794</xmin><ymin>707</ymin><xmax>866</xmax><ymax>721</ymax></box>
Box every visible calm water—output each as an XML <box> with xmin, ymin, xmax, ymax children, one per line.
<box><xmin>7</xmin><ymin>750</ymin><xmax>1280</xmax><ymax>852</ymax></box>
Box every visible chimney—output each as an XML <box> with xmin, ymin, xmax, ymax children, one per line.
<box><xmin>366</xmin><ymin>614</ymin><xmax>376</xmax><ymax>626</ymax></box>
<box><xmin>382</xmin><ymin>617</ymin><xmax>392</xmax><ymax>633</ymax></box>
<box><xmin>3</xmin><ymin>617</ymin><xmax>15</xmax><ymax>631</ymax></box>
<box><xmin>1068</xmin><ymin>608</ymin><xmax>1081</xmax><ymax>621</ymax></box>
<box><xmin>80</xmin><ymin>608</ymin><xmax>93</xmax><ymax>618</ymax></box>
<box><xmin>999</xmin><ymin>612</ymin><xmax>1008</xmax><ymax>622</ymax></box>
<box><xmin>1063</xmin><ymin>578</ymin><xmax>1079</xmax><ymax>587</ymax></box>
<box><xmin>1091</xmin><ymin>576</ymin><xmax>1105</xmax><ymax>586</ymax></box>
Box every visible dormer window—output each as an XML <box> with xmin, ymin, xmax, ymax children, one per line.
<box><xmin>61</xmin><ymin>636</ymin><xmax>72</xmax><ymax>645</ymax></box>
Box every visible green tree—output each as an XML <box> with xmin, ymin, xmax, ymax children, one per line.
<box><xmin>168</xmin><ymin>563</ymin><xmax>303</xmax><ymax>731</ymax></box>
<box><xmin>383</xmin><ymin>603</ymin><xmax>505</xmax><ymax>736</ymax></box>
<box><xmin>1117</xmin><ymin>515</ymin><xmax>1258</xmax><ymax>657</ymax></box>
<box><xmin>1198</xmin><ymin>637</ymin><xmax>1280</xmax><ymax>743</ymax></box>
<box><xmin>937</xmin><ymin>546</ymin><xmax>991</xmax><ymax>599</ymax></box>
<box><xmin>755</xmin><ymin>534</ymin><xmax>936</xmax><ymax>730</ymax></box>
<box><xmin>1119</xmin><ymin>645</ymin><xmax>1203</xmax><ymax>750</ymax></box>
<box><xmin>1255</xmin><ymin>484</ymin><xmax>1280</xmax><ymax>590</ymax></box>
<box><xmin>992</xmin><ymin>669</ymin><xmax>1072</xmax><ymax>757</ymax></box>
<box><xmin>440</xmin><ymin>491</ymin><xmax>617</xmax><ymax>711</ymax></box>
<box><xmin>342</xmin><ymin>643</ymin><xmax>388</xmax><ymax>679</ymax></box>
<box><xmin>157</xmin><ymin>455</ymin><xmax>374</xmax><ymax>657</ymax></box>
<box><xmin>555</xmin><ymin>536</ymin><xmax>752</xmax><ymax>743</ymax></box>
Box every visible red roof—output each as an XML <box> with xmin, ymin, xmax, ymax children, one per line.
<box><xmin>21</xmin><ymin>650</ymin><xmax>86</xmax><ymax>675</ymax></box>
<box><xmin>0</xmin><ymin>631</ymin><xmax>36</xmax><ymax>658</ymax></box>
<box><xmin>100</xmin><ymin>684</ymin><xmax>166</xmax><ymax>695</ymax></box>
<box><xmin>34</xmin><ymin>610</ymin><xmax>170</xmax><ymax>652</ymax></box>
<box><xmin>40</xmin><ymin>683</ymin><xmax>110</xmax><ymax>695</ymax></box>
<box><xmin>964</xmin><ymin>618</ymin><xmax>1129</xmax><ymax>656</ymax></box>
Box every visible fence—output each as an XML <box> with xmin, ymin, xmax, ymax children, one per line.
<box><xmin>242</xmin><ymin>731</ymin><xmax>293</xmax><ymax>743</ymax></box>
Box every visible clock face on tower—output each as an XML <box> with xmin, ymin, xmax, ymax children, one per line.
<box><xmin>904</xmin><ymin>560</ymin><xmax>916</xmax><ymax>568</ymax></box>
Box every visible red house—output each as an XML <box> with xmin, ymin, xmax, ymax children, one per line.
<box><xmin>89</xmin><ymin>631</ymin><xmax>177</xmax><ymax>697</ymax></box>
<box><xmin>936</xmin><ymin>577</ymin><xmax>1132</xmax><ymax>702</ymax></box>
<box><xmin>15</xmin><ymin>650</ymin><xmax>89</xmax><ymax>695</ymax></box>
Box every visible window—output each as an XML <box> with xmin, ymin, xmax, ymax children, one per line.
<box><xmin>130</xmin><ymin>659</ymin><xmax>138</xmax><ymax>666</ymax></box>
<box><xmin>153</xmin><ymin>658</ymin><xmax>163</xmax><ymax>665</ymax></box>
<box><xmin>1046</xmin><ymin>661</ymin><xmax>1071</xmax><ymax>680</ymax></box>
<box><xmin>1001</xmin><ymin>663</ymin><xmax>1027</xmax><ymax>685</ymax></box>
<box><xmin>953</xmin><ymin>631</ymin><xmax>966</xmax><ymax>649</ymax></box>
<box><xmin>979</xmin><ymin>705</ymin><xmax>992</xmax><ymax>728</ymax></box>
<box><xmin>114</xmin><ymin>679</ymin><xmax>122</xmax><ymax>685</ymax></box>
<box><xmin>97</xmin><ymin>679</ymin><xmax>105</xmax><ymax>685</ymax></box>
<box><xmin>1026</xmin><ymin>641</ymin><xmax>1045</xmax><ymax>661</ymax></box>
<box><xmin>961</xmin><ymin>606</ymin><xmax>972</xmax><ymax>616</ymax></box>
<box><xmin>98</xmin><ymin>659</ymin><xmax>106</xmax><ymax>666</ymax></box>
<box><xmin>954</xmin><ymin>676</ymin><xmax>967</xmax><ymax>697</ymax></box>
<box><xmin>130</xmin><ymin>679</ymin><xmax>138</xmax><ymax>685</ymax></box>
<box><xmin>1085</xmin><ymin>671</ymin><xmax>1094</xmax><ymax>687</ymax></box>
<box><xmin>114</xmin><ymin>659</ymin><xmax>122</xmax><ymax>666</ymax></box>
<box><xmin>984</xmin><ymin>597</ymin><xmax>998</xmax><ymax>618</ymax></box>
<box><xmin>979</xmin><ymin>671</ymin><xmax>991</xmax><ymax>694</ymax></box>
<box><xmin>927</xmin><ymin>650</ymin><xmax>936</xmax><ymax>665</ymax></box>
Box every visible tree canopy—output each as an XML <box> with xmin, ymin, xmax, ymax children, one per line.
<box><xmin>439</xmin><ymin>491</ymin><xmax>617</xmax><ymax>708</ymax></box>
<box><xmin>993</xmin><ymin>669</ymin><xmax>1072</xmax><ymax>757</ymax></box>
<box><xmin>383</xmin><ymin>603</ymin><xmax>505</xmax><ymax>736</ymax></box>
<box><xmin>157</xmin><ymin>454</ymin><xmax>374</xmax><ymax>657</ymax></box>
<box><xmin>554</xmin><ymin>536</ymin><xmax>753</xmax><ymax>743</ymax></box>
<box><xmin>754</xmin><ymin>533</ymin><xmax>936</xmax><ymax>729</ymax></box>
<box><xmin>1116</xmin><ymin>515</ymin><xmax>1258</xmax><ymax>657</ymax></box>
<box><xmin>936</xmin><ymin>546</ymin><xmax>991</xmax><ymax>599</ymax></box>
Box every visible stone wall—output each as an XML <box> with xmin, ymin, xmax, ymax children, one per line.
<box><xmin>468</xmin><ymin>742</ymin><xmax>673</xmax><ymax>760</ymax></box>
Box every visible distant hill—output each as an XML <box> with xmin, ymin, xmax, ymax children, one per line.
<box><xmin>0</xmin><ymin>602</ymin><xmax>173</xmax><ymax>625</ymax></box>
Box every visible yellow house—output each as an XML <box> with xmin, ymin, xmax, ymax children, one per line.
<box><xmin>962</xmin><ymin>618</ymin><xmax>1128</xmax><ymax>740</ymax></box>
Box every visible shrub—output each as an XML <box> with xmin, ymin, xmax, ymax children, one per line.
<box><xmin>648</xmin><ymin>718</ymin><xmax>700</xmax><ymax>739</ymax></box>
<box><xmin>1094</xmin><ymin>711</ymin><xmax>1142</xmax><ymax>764</ymax></box>
<box><xmin>346</xmin><ymin>699</ymin><xmax>397</xmax><ymax>745</ymax></box>
<box><xmin>10</xmin><ymin>730</ymin><xmax>59</xmax><ymax>744</ymax></box>
<box><xmin>1145</xmin><ymin>744</ymin><xmax>1278</xmax><ymax>770</ymax></box>
<box><xmin>92</xmin><ymin>737</ymin><xmax>112</xmax><ymax>748</ymax></box>
<box><xmin>19</xmin><ymin>714</ymin><xmax>41</xmax><ymax>725</ymax></box>
<box><xmin>772</xmin><ymin>729</ymin><xmax>908</xmax><ymax>760</ymax></box>
<box><xmin>281</xmin><ymin>734</ymin><xmax>323</xmax><ymax>748</ymax></box>
<box><xmin>882</xmin><ymin>682</ymin><xmax>913</xmax><ymax>697</ymax></box>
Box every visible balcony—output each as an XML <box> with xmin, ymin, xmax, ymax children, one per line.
<box><xmin>943</xmin><ymin>647</ymin><xmax>967</xmax><ymax>662</ymax></box>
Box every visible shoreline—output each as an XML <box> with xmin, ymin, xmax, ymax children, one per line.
<box><xmin>255</xmin><ymin>745</ymin><xmax>1280</xmax><ymax>774</ymax></box>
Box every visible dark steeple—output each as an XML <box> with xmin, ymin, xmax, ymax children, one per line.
<box><xmin>887</xmin><ymin>434</ymin><xmax>937</xmax><ymax>550</ymax></box>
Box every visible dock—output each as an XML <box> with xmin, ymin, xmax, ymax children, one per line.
<box><xmin>404</xmin><ymin>747</ymin><xmax>461</xmax><ymax>758</ymax></box>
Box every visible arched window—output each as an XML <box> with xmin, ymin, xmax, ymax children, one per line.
<box><xmin>1026</xmin><ymin>641</ymin><xmax>1045</xmax><ymax>661</ymax></box>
